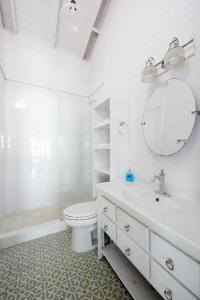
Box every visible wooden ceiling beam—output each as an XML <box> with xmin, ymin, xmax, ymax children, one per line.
<box><xmin>10</xmin><ymin>0</ymin><xmax>18</xmax><ymax>34</ymax></box>
<box><xmin>50</xmin><ymin>0</ymin><xmax>61</xmax><ymax>48</ymax></box>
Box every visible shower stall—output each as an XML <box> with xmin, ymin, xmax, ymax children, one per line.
<box><xmin>0</xmin><ymin>79</ymin><xmax>92</xmax><ymax>239</ymax></box>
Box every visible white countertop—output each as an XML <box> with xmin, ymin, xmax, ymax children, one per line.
<box><xmin>96</xmin><ymin>180</ymin><xmax>200</xmax><ymax>262</ymax></box>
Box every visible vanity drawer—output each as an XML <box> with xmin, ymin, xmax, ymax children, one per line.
<box><xmin>117</xmin><ymin>228</ymin><xmax>149</xmax><ymax>279</ymax></box>
<box><xmin>117</xmin><ymin>208</ymin><xmax>149</xmax><ymax>251</ymax></box>
<box><xmin>151</xmin><ymin>259</ymin><xmax>197</xmax><ymax>300</ymax></box>
<box><xmin>101</xmin><ymin>213</ymin><xmax>116</xmax><ymax>242</ymax></box>
<box><xmin>100</xmin><ymin>195</ymin><xmax>116</xmax><ymax>223</ymax></box>
<box><xmin>151</xmin><ymin>232</ymin><xmax>200</xmax><ymax>297</ymax></box>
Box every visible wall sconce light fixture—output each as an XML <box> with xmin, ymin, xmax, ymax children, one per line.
<box><xmin>141</xmin><ymin>37</ymin><xmax>194</xmax><ymax>83</ymax></box>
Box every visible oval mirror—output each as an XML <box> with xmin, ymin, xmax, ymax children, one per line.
<box><xmin>142</xmin><ymin>79</ymin><xmax>196</xmax><ymax>156</ymax></box>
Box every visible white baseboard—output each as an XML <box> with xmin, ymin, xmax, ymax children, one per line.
<box><xmin>0</xmin><ymin>219</ymin><xmax>67</xmax><ymax>249</ymax></box>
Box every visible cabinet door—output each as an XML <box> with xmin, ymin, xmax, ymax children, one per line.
<box><xmin>151</xmin><ymin>259</ymin><xmax>197</xmax><ymax>300</ymax></box>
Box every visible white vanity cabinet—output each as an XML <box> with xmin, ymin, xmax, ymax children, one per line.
<box><xmin>98</xmin><ymin>193</ymin><xmax>199</xmax><ymax>300</ymax></box>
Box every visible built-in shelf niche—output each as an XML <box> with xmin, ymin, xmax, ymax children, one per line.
<box><xmin>93</xmin><ymin>149</ymin><xmax>110</xmax><ymax>169</ymax></box>
<box><xmin>94</xmin><ymin>170</ymin><xmax>110</xmax><ymax>184</ymax></box>
<box><xmin>94</xmin><ymin>98</ymin><xmax>110</xmax><ymax>124</ymax></box>
<box><xmin>93</xmin><ymin>124</ymin><xmax>110</xmax><ymax>149</ymax></box>
<box><xmin>93</xmin><ymin>96</ymin><xmax>110</xmax><ymax>195</ymax></box>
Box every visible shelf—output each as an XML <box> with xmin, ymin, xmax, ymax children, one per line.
<box><xmin>103</xmin><ymin>244</ymin><xmax>162</xmax><ymax>300</ymax></box>
<box><xmin>94</xmin><ymin>167</ymin><xmax>110</xmax><ymax>175</ymax></box>
<box><xmin>94</xmin><ymin>119</ymin><xmax>110</xmax><ymax>130</ymax></box>
<box><xmin>94</xmin><ymin>144</ymin><xmax>110</xmax><ymax>150</ymax></box>
<box><xmin>94</xmin><ymin>98</ymin><xmax>110</xmax><ymax>111</ymax></box>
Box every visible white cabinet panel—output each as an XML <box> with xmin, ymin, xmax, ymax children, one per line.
<box><xmin>117</xmin><ymin>228</ymin><xmax>149</xmax><ymax>280</ymax></box>
<box><xmin>117</xmin><ymin>208</ymin><xmax>149</xmax><ymax>251</ymax></box>
<box><xmin>151</xmin><ymin>232</ymin><xmax>200</xmax><ymax>297</ymax></box>
<box><xmin>151</xmin><ymin>259</ymin><xmax>197</xmax><ymax>300</ymax></box>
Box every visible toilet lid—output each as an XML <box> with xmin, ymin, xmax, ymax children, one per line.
<box><xmin>63</xmin><ymin>201</ymin><xmax>97</xmax><ymax>219</ymax></box>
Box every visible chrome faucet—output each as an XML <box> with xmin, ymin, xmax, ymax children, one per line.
<box><xmin>152</xmin><ymin>169</ymin><xmax>170</xmax><ymax>197</ymax></box>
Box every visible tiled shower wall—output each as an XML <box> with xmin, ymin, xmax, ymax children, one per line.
<box><xmin>0</xmin><ymin>81</ymin><xmax>92</xmax><ymax>217</ymax></box>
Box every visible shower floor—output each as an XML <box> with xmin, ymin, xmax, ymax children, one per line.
<box><xmin>0</xmin><ymin>201</ymin><xmax>78</xmax><ymax>235</ymax></box>
<box><xmin>0</xmin><ymin>206</ymin><xmax>61</xmax><ymax>234</ymax></box>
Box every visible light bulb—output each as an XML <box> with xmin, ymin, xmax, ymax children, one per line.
<box><xmin>164</xmin><ymin>38</ymin><xmax>185</xmax><ymax>70</ymax></box>
<box><xmin>141</xmin><ymin>57</ymin><xmax>157</xmax><ymax>83</ymax></box>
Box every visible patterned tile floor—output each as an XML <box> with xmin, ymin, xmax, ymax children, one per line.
<box><xmin>0</xmin><ymin>230</ymin><xmax>133</xmax><ymax>300</ymax></box>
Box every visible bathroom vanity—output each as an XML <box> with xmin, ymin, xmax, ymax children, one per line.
<box><xmin>97</xmin><ymin>180</ymin><xmax>200</xmax><ymax>300</ymax></box>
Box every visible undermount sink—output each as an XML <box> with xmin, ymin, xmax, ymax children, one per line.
<box><xmin>121</xmin><ymin>188</ymin><xmax>182</xmax><ymax>217</ymax></box>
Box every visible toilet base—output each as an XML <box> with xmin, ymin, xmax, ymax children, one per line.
<box><xmin>71</xmin><ymin>223</ymin><xmax>97</xmax><ymax>253</ymax></box>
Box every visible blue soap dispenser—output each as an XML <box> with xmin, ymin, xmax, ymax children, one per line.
<box><xmin>125</xmin><ymin>169</ymin><xmax>135</xmax><ymax>183</ymax></box>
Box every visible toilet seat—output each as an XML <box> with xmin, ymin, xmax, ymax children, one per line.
<box><xmin>63</xmin><ymin>201</ymin><xmax>97</xmax><ymax>220</ymax></box>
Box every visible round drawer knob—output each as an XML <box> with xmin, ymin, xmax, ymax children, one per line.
<box><xmin>103</xmin><ymin>207</ymin><xmax>108</xmax><ymax>213</ymax></box>
<box><xmin>125</xmin><ymin>248</ymin><xmax>131</xmax><ymax>256</ymax></box>
<box><xmin>165</xmin><ymin>258</ymin><xmax>174</xmax><ymax>271</ymax></box>
<box><xmin>124</xmin><ymin>224</ymin><xmax>130</xmax><ymax>232</ymax></box>
<box><xmin>164</xmin><ymin>288</ymin><xmax>172</xmax><ymax>300</ymax></box>
<box><xmin>104</xmin><ymin>225</ymin><xmax>108</xmax><ymax>231</ymax></box>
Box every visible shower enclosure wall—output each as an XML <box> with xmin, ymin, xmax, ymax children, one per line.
<box><xmin>0</xmin><ymin>80</ymin><xmax>92</xmax><ymax>235</ymax></box>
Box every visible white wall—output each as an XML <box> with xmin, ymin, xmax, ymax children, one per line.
<box><xmin>0</xmin><ymin>13</ymin><xmax>4</xmax><ymax>69</ymax></box>
<box><xmin>3</xmin><ymin>31</ymin><xmax>90</xmax><ymax>97</ymax></box>
<box><xmin>0</xmin><ymin>10</ymin><xmax>5</xmax><ymax>214</ymax></box>
<box><xmin>0</xmin><ymin>71</ymin><xmax>5</xmax><ymax>214</ymax></box>
<box><xmin>89</xmin><ymin>0</ymin><xmax>200</xmax><ymax>201</ymax></box>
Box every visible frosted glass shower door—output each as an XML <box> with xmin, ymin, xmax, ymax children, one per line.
<box><xmin>3</xmin><ymin>82</ymin><xmax>92</xmax><ymax>216</ymax></box>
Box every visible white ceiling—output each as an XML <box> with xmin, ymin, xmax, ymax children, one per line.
<box><xmin>58</xmin><ymin>0</ymin><xmax>100</xmax><ymax>56</ymax></box>
<box><xmin>16</xmin><ymin>0</ymin><xmax>51</xmax><ymax>40</ymax></box>
<box><xmin>0</xmin><ymin>0</ymin><xmax>106</xmax><ymax>58</ymax></box>
<box><xmin>0</xmin><ymin>0</ymin><xmax>13</xmax><ymax>31</ymax></box>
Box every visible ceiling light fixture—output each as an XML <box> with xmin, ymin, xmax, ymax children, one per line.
<box><xmin>65</xmin><ymin>0</ymin><xmax>78</xmax><ymax>14</ymax></box>
<box><xmin>141</xmin><ymin>57</ymin><xmax>157</xmax><ymax>83</ymax></box>
<box><xmin>164</xmin><ymin>37</ymin><xmax>185</xmax><ymax>70</ymax></box>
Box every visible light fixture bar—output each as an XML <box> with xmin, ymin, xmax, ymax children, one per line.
<box><xmin>182</xmin><ymin>38</ymin><xmax>194</xmax><ymax>48</ymax></box>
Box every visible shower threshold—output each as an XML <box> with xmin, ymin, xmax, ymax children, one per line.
<box><xmin>0</xmin><ymin>205</ymin><xmax>67</xmax><ymax>248</ymax></box>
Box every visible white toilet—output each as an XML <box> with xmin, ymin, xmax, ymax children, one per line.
<box><xmin>63</xmin><ymin>201</ymin><xmax>97</xmax><ymax>253</ymax></box>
